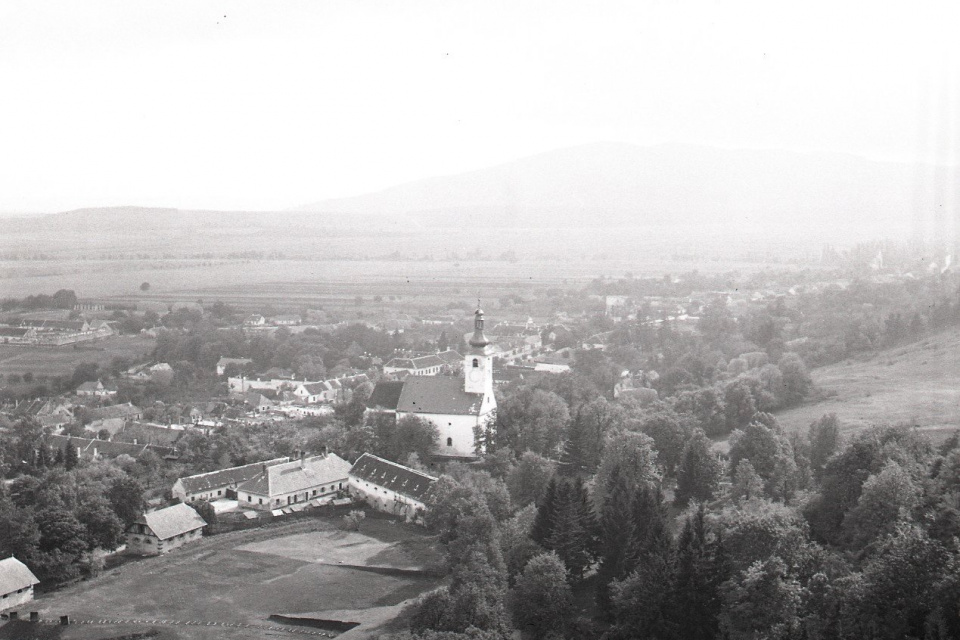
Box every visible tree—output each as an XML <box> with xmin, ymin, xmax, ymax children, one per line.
<box><xmin>838</xmin><ymin>524</ymin><xmax>951</xmax><ymax>640</ymax></box>
<box><xmin>699</xmin><ymin>296</ymin><xmax>737</xmax><ymax>345</ymax></box>
<box><xmin>593</xmin><ymin>431</ymin><xmax>661</xmax><ymax>507</ymax></box>
<box><xmin>499</xmin><ymin>504</ymin><xmax>542</xmax><ymax>581</ymax></box>
<box><xmin>597</xmin><ymin>466</ymin><xmax>636</xmax><ymax>615</ymax></box>
<box><xmin>719</xmin><ymin>556</ymin><xmax>802</xmax><ymax>640</ymax></box>
<box><xmin>140</xmin><ymin>282</ymin><xmax>150</xmax><ymax>291</ymax></box>
<box><xmin>63</xmin><ymin>438</ymin><xmax>80</xmax><ymax>471</ymax></box>
<box><xmin>510</xmin><ymin>552</ymin><xmax>573</xmax><ymax>640</ymax></box>
<box><xmin>841</xmin><ymin>460</ymin><xmax>919</xmax><ymax>548</ymax></box>
<box><xmin>76</xmin><ymin>497</ymin><xmax>125</xmax><ymax>550</ymax></box>
<box><xmin>342</xmin><ymin>510</ymin><xmax>365</xmax><ymax>531</ymax></box>
<box><xmin>379</xmin><ymin>415</ymin><xmax>440</xmax><ymax>464</ymax></box>
<box><xmin>728</xmin><ymin>418</ymin><xmax>798</xmax><ymax>502</ymax></box>
<box><xmin>724</xmin><ymin>379</ymin><xmax>757</xmax><ymax>432</ymax></box>
<box><xmin>506</xmin><ymin>451</ymin><xmax>554</xmax><ymax>509</ymax></box>
<box><xmin>638</xmin><ymin>407</ymin><xmax>688</xmax><ymax>477</ymax></box>
<box><xmin>675</xmin><ymin>429</ymin><xmax>722</xmax><ymax>506</ymax></box>
<box><xmin>807</xmin><ymin>414</ymin><xmax>841</xmax><ymax>481</ymax></box>
<box><xmin>778</xmin><ymin>352</ymin><xmax>811</xmax><ymax>406</ymax></box>
<box><xmin>542</xmin><ymin>478</ymin><xmax>596</xmax><ymax>579</ymax></box>
<box><xmin>608</xmin><ymin>547</ymin><xmax>677</xmax><ymax>640</ymax></box>
<box><xmin>496</xmin><ymin>387</ymin><xmax>570</xmax><ymax>457</ymax></box>
<box><xmin>562</xmin><ymin>397</ymin><xmax>625</xmax><ymax>474</ymax></box>
<box><xmin>673</xmin><ymin>505</ymin><xmax>724</xmax><ymax>640</ymax></box>
<box><xmin>106</xmin><ymin>476</ymin><xmax>145</xmax><ymax>528</ymax></box>
<box><xmin>674</xmin><ymin>386</ymin><xmax>727</xmax><ymax>436</ymax></box>
<box><xmin>731</xmin><ymin>460</ymin><xmax>765</xmax><ymax>503</ymax></box>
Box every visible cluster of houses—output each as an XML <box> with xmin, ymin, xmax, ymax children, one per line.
<box><xmin>0</xmin><ymin>318</ymin><xmax>113</xmax><ymax>346</ymax></box>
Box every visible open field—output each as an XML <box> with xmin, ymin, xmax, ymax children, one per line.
<box><xmin>0</xmin><ymin>336</ymin><xmax>156</xmax><ymax>378</ymax></box>
<box><xmin>775</xmin><ymin>328</ymin><xmax>960</xmax><ymax>442</ymax></box>
<box><xmin>27</xmin><ymin>517</ymin><xmax>442</xmax><ymax>640</ymax></box>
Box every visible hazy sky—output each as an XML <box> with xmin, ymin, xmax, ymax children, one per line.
<box><xmin>1</xmin><ymin>0</ymin><xmax>958</xmax><ymax>213</ymax></box>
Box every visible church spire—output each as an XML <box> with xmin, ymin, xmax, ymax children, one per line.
<box><xmin>469</xmin><ymin>300</ymin><xmax>490</xmax><ymax>349</ymax></box>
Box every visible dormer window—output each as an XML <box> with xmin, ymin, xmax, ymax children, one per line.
<box><xmin>472</xmin><ymin>358</ymin><xmax>479</xmax><ymax>368</ymax></box>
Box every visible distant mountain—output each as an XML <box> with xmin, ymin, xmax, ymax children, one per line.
<box><xmin>294</xmin><ymin>142</ymin><xmax>936</xmax><ymax>235</ymax></box>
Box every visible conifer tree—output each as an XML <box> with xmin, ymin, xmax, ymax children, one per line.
<box><xmin>625</xmin><ymin>486</ymin><xmax>671</xmax><ymax>575</ymax></box>
<box><xmin>597</xmin><ymin>467</ymin><xmax>636</xmax><ymax>616</ymax></box>
<box><xmin>530</xmin><ymin>478</ymin><xmax>558</xmax><ymax>547</ymax></box>
<box><xmin>673</xmin><ymin>504</ymin><xmax>722</xmax><ymax>640</ymax></box>
<box><xmin>64</xmin><ymin>439</ymin><xmax>79</xmax><ymax>470</ymax></box>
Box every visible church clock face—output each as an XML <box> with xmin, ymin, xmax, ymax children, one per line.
<box><xmin>469</xmin><ymin>369</ymin><xmax>482</xmax><ymax>383</ymax></box>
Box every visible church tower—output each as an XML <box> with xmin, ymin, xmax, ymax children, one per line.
<box><xmin>464</xmin><ymin>303</ymin><xmax>494</xmax><ymax>396</ymax></box>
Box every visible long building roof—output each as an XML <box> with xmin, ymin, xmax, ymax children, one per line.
<box><xmin>175</xmin><ymin>457</ymin><xmax>290</xmax><ymax>494</ymax></box>
<box><xmin>237</xmin><ymin>453</ymin><xmax>351</xmax><ymax>497</ymax></box>
<box><xmin>349</xmin><ymin>453</ymin><xmax>437</xmax><ymax>502</ymax></box>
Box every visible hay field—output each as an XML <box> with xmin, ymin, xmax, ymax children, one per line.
<box><xmin>0</xmin><ymin>336</ymin><xmax>156</xmax><ymax>378</ymax></box>
<box><xmin>775</xmin><ymin>328</ymin><xmax>960</xmax><ymax>442</ymax></box>
<box><xmin>30</xmin><ymin>519</ymin><xmax>442</xmax><ymax>640</ymax></box>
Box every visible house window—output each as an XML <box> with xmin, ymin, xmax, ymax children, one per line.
<box><xmin>217</xmin><ymin>490</ymin><xmax>222</xmax><ymax>496</ymax></box>
<box><xmin>339</xmin><ymin>483</ymin><xmax>343</xmax><ymax>489</ymax></box>
<box><xmin>259</xmin><ymin>498</ymin><xmax>263</xmax><ymax>505</ymax></box>
<box><xmin>472</xmin><ymin>358</ymin><xmax>479</xmax><ymax>368</ymax></box>
<box><xmin>447</xmin><ymin>437</ymin><xmax>453</xmax><ymax>447</ymax></box>
<box><xmin>247</xmin><ymin>496</ymin><xmax>252</xmax><ymax>502</ymax></box>
<box><xmin>321</xmin><ymin>487</ymin><xmax>325</xmax><ymax>493</ymax></box>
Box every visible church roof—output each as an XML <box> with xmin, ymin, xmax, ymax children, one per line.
<box><xmin>396</xmin><ymin>376</ymin><xmax>484</xmax><ymax>416</ymax></box>
<box><xmin>366</xmin><ymin>381</ymin><xmax>405</xmax><ymax>411</ymax></box>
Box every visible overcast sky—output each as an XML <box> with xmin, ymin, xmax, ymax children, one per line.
<box><xmin>1</xmin><ymin>0</ymin><xmax>958</xmax><ymax>213</ymax></box>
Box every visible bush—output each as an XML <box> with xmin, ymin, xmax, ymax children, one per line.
<box><xmin>342</xmin><ymin>509</ymin><xmax>366</xmax><ymax>531</ymax></box>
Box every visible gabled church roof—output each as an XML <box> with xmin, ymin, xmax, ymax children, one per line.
<box><xmin>367</xmin><ymin>381</ymin><xmax>405</xmax><ymax>411</ymax></box>
<box><xmin>396</xmin><ymin>376</ymin><xmax>484</xmax><ymax>416</ymax></box>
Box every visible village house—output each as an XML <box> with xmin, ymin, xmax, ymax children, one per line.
<box><xmin>292</xmin><ymin>381</ymin><xmax>334</xmax><ymax>404</ymax></box>
<box><xmin>216</xmin><ymin>357</ymin><xmax>254</xmax><ymax>376</ymax></box>
<box><xmin>236</xmin><ymin>452</ymin><xmax>352</xmax><ymax>510</ymax></box>
<box><xmin>270</xmin><ymin>314</ymin><xmax>302</xmax><ymax>326</ymax></box>
<box><xmin>75</xmin><ymin>379</ymin><xmax>118</xmax><ymax>397</ymax></box>
<box><xmin>47</xmin><ymin>434</ymin><xmax>178</xmax><ymax>461</ymax></box>
<box><xmin>0</xmin><ymin>326</ymin><xmax>37</xmax><ymax>344</ymax></box>
<box><xmin>85</xmin><ymin>402</ymin><xmax>143</xmax><ymax>436</ymax></box>
<box><xmin>0</xmin><ymin>556</ymin><xmax>40</xmax><ymax>613</ymax></box>
<box><xmin>382</xmin><ymin>354</ymin><xmax>444</xmax><ymax>377</ymax></box>
<box><xmin>348</xmin><ymin>453</ymin><xmax>437</xmax><ymax>519</ymax></box>
<box><xmin>172</xmin><ymin>458</ymin><xmax>289</xmax><ymax>503</ymax></box>
<box><xmin>125</xmin><ymin>503</ymin><xmax>207</xmax><ymax>556</ymax></box>
<box><xmin>367</xmin><ymin>305</ymin><xmax>497</xmax><ymax>459</ymax></box>
<box><xmin>243</xmin><ymin>314</ymin><xmax>266</xmax><ymax>327</ymax></box>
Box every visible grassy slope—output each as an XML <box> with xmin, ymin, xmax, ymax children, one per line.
<box><xmin>775</xmin><ymin>328</ymin><xmax>960</xmax><ymax>441</ymax></box>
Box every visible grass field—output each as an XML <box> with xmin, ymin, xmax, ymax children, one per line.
<box><xmin>0</xmin><ymin>336</ymin><xmax>156</xmax><ymax>378</ymax></box>
<box><xmin>775</xmin><ymin>328</ymin><xmax>960</xmax><ymax>442</ymax></box>
<box><xmin>26</xmin><ymin>517</ymin><xmax>443</xmax><ymax>640</ymax></box>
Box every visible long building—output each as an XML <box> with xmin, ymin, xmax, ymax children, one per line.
<box><xmin>348</xmin><ymin>453</ymin><xmax>437</xmax><ymax>519</ymax></box>
<box><xmin>172</xmin><ymin>457</ymin><xmax>290</xmax><ymax>503</ymax></box>
<box><xmin>236</xmin><ymin>452</ymin><xmax>352</xmax><ymax>510</ymax></box>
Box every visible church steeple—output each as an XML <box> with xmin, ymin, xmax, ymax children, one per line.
<box><xmin>469</xmin><ymin>300</ymin><xmax>491</xmax><ymax>350</ymax></box>
<box><xmin>464</xmin><ymin>301</ymin><xmax>494</xmax><ymax>395</ymax></box>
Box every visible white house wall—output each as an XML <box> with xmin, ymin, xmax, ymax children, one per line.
<box><xmin>0</xmin><ymin>586</ymin><xmax>34</xmax><ymax>612</ymax></box>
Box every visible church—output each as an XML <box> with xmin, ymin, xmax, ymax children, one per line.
<box><xmin>366</xmin><ymin>304</ymin><xmax>497</xmax><ymax>459</ymax></box>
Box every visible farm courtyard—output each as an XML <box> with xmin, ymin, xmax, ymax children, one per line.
<box><xmin>14</xmin><ymin>518</ymin><xmax>443</xmax><ymax>640</ymax></box>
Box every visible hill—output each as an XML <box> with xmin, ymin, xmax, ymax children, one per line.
<box><xmin>775</xmin><ymin>329</ymin><xmax>960</xmax><ymax>442</ymax></box>
<box><xmin>294</xmin><ymin>142</ymin><xmax>934</xmax><ymax>239</ymax></box>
